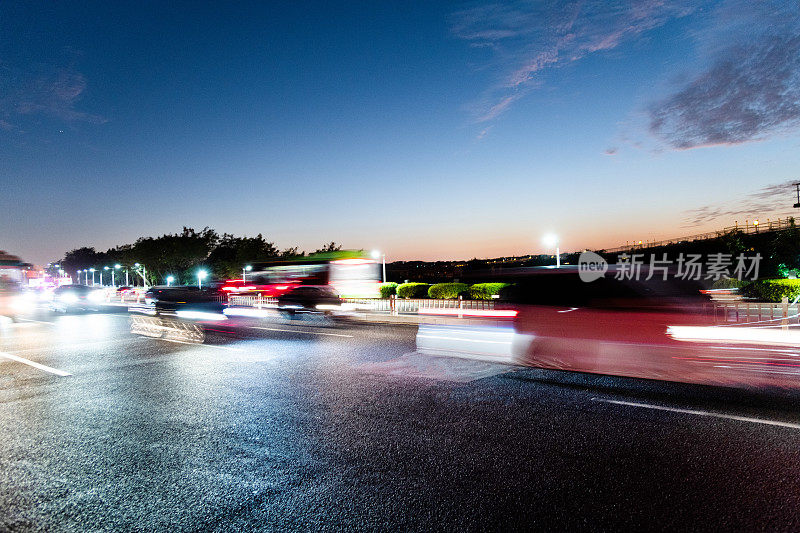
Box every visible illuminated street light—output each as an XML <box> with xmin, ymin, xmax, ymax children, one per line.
<box><xmin>198</xmin><ymin>269</ymin><xmax>208</xmax><ymax>289</ymax></box>
<box><xmin>166</xmin><ymin>275</ymin><xmax>175</xmax><ymax>286</ymax></box>
<box><xmin>542</xmin><ymin>234</ymin><xmax>560</xmax><ymax>268</ymax></box>
<box><xmin>371</xmin><ymin>250</ymin><xmax>386</xmax><ymax>283</ymax></box>
<box><xmin>115</xmin><ymin>264</ymin><xmax>128</xmax><ymax>286</ymax></box>
<box><xmin>89</xmin><ymin>268</ymin><xmax>96</xmax><ymax>286</ymax></box>
<box><xmin>133</xmin><ymin>263</ymin><xmax>148</xmax><ymax>288</ymax></box>
<box><xmin>243</xmin><ymin>264</ymin><xmax>252</xmax><ymax>283</ymax></box>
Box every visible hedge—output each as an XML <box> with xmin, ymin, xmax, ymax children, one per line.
<box><xmin>379</xmin><ymin>282</ymin><xmax>398</xmax><ymax>298</ymax></box>
<box><xmin>710</xmin><ymin>277</ymin><xmax>749</xmax><ymax>290</ymax></box>
<box><xmin>396</xmin><ymin>282</ymin><xmax>430</xmax><ymax>299</ymax></box>
<box><xmin>428</xmin><ymin>283</ymin><xmax>469</xmax><ymax>299</ymax></box>
<box><xmin>467</xmin><ymin>283</ymin><xmax>511</xmax><ymax>300</ymax></box>
<box><xmin>741</xmin><ymin>279</ymin><xmax>800</xmax><ymax>302</ymax></box>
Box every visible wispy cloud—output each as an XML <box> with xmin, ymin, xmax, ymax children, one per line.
<box><xmin>0</xmin><ymin>62</ymin><xmax>106</xmax><ymax>129</ymax></box>
<box><xmin>450</xmin><ymin>0</ymin><xmax>696</xmax><ymax>124</ymax></box>
<box><xmin>648</xmin><ymin>1</ymin><xmax>800</xmax><ymax>150</ymax></box>
<box><xmin>684</xmin><ymin>180</ymin><xmax>798</xmax><ymax>227</ymax></box>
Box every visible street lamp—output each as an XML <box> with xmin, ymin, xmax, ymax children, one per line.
<box><xmin>543</xmin><ymin>234</ymin><xmax>560</xmax><ymax>268</ymax></box>
<box><xmin>371</xmin><ymin>250</ymin><xmax>386</xmax><ymax>283</ymax></box>
<box><xmin>133</xmin><ymin>263</ymin><xmax>148</xmax><ymax>288</ymax></box>
<box><xmin>243</xmin><ymin>264</ymin><xmax>252</xmax><ymax>283</ymax></box>
<box><xmin>89</xmin><ymin>268</ymin><xmax>96</xmax><ymax>286</ymax></box>
<box><xmin>197</xmin><ymin>269</ymin><xmax>208</xmax><ymax>289</ymax></box>
<box><xmin>77</xmin><ymin>269</ymin><xmax>82</xmax><ymax>284</ymax></box>
<box><xmin>166</xmin><ymin>275</ymin><xmax>175</xmax><ymax>286</ymax></box>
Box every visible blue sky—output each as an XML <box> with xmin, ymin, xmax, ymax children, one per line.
<box><xmin>2</xmin><ymin>1</ymin><xmax>800</xmax><ymax>264</ymax></box>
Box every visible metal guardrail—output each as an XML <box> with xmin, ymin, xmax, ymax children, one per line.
<box><xmin>603</xmin><ymin>217</ymin><xmax>795</xmax><ymax>254</ymax></box>
<box><xmin>229</xmin><ymin>295</ymin><xmax>278</xmax><ymax>307</ymax></box>
<box><xmin>226</xmin><ymin>295</ymin><xmax>495</xmax><ymax>313</ymax></box>
<box><xmin>711</xmin><ymin>300</ymin><xmax>799</xmax><ymax>324</ymax></box>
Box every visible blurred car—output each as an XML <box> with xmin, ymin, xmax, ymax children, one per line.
<box><xmin>116</xmin><ymin>286</ymin><xmax>133</xmax><ymax>295</ymax></box>
<box><xmin>416</xmin><ymin>266</ymin><xmax>800</xmax><ymax>390</ymax></box>
<box><xmin>276</xmin><ymin>285</ymin><xmax>341</xmax><ymax>315</ymax></box>
<box><xmin>0</xmin><ymin>279</ymin><xmax>25</xmax><ymax>321</ymax></box>
<box><xmin>50</xmin><ymin>284</ymin><xmax>106</xmax><ymax>313</ymax></box>
<box><xmin>142</xmin><ymin>285</ymin><xmax>226</xmax><ymax>319</ymax></box>
<box><xmin>506</xmin><ymin>268</ymin><xmax>800</xmax><ymax>389</ymax></box>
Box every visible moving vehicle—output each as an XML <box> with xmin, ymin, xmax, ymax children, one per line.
<box><xmin>507</xmin><ymin>268</ymin><xmax>800</xmax><ymax>389</ymax></box>
<box><xmin>0</xmin><ymin>279</ymin><xmax>26</xmax><ymax>322</ymax></box>
<box><xmin>223</xmin><ymin>251</ymin><xmax>381</xmax><ymax>299</ymax></box>
<box><xmin>276</xmin><ymin>285</ymin><xmax>342</xmax><ymax>315</ymax></box>
<box><xmin>418</xmin><ymin>267</ymin><xmax>800</xmax><ymax>390</ymax></box>
<box><xmin>143</xmin><ymin>285</ymin><xmax>226</xmax><ymax>319</ymax></box>
<box><xmin>50</xmin><ymin>284</ymin><xmax>106</xmax><ymax>313</ymax></box>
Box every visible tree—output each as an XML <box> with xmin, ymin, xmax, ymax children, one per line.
<box><xmin>314</xmin><ymin>242</ymin><xmax>342</xmax><ymax>253</ymax></box>
<box><xmin>280</xmin><ymin>247</ymin><xmax>303</xmax><ymax>258</ymax></box>
<box><xmin>207</xmin><ymin>233</ymin><xmax>279</xmax><ymax>279</ymax></box>
<box><xmin>60</xmin><ymin>247</ymin><xmax>106</xmax><ymax>276</ymax></box>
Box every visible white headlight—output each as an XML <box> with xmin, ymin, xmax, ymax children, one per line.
<box><xmin>59</xmin><ymin>293</ymin><xmax>79</xmax><ymax>303</ymax></box>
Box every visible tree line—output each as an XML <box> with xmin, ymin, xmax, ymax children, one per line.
<box><xmin>55</xmin><ymin>227</ymin><xmax>342</xmax><ymax>286</ymax></box>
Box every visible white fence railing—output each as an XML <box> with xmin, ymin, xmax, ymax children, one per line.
<box><xmin>229</xmin><ymin>295</ymin><xmax>279</xmax><ymax>307</ymax></box>
<box><xmin>226</xmin><ymin>295</ymin><xmax>495</xmax><ymax>313</ymax></box>
<box><xmin>711</xmin><ymin>301</ymin><xmax>800</xmax><ymax>324</ymax></box>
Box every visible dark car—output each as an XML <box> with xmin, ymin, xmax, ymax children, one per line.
<box><xmin>143</xmin><ymin>285</ymin><xmax>225</xmax><ymax>318</ymax></box>
<box><xmin>276</xmin><ymin>285</ymin><xmax>341</xmax><ymax>315</ymax></box>
<box><xmin>51</xmin><ymin>284</ymin><xmax>106</xmax><ymax>313</ymax></box>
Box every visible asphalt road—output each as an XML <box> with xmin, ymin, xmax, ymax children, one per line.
<box><xmin>2</xmin><ymin>310</ymin><xmax>800</xmax><ymax>531</ymax></box>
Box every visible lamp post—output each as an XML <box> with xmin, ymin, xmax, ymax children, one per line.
<box><xmin>543</xmin><ymin>234</ymin><xmax>560</xmax><ymax>268</ymax></box>
<box><xmin>198</xmin><ymin>269</ymin><xmax>208</xmax><ymax>289</ymax></box>
<box><xmin>134</xmin><ymin>263</ymin><xmax>148</xmax><ymax>288</ymax></box>
<box><xmin>103</xmin><ymin>266</ymin><xmax>110</xmax><ymax>287</ymax></box>
<box><xmin>243</xmin><ymin>264</ymin><xmax>252</xmax><ymax>284</ymax></box>
<box><xmin>114</xmin><ymin>264</ymin><xmax>121</xmax><ymax>287</ymax></box>
<box><xmin>89</xmin><ymin>268</ymin><xmax>96</xmax><ymax>286</ymax></box>
<box><xmin>166</xmin><ymin>275</ymin><xmax>175</xmax><ymax>286</ymax></box>
<box><xmin>371</xmin><ymin>250</ymin><xmax>386</xmax><ymax>283</ymax></box>
<box><xmin>77</xmin><ymin>269</ymin><xmax>82</xmax><ymax>284</ymax></box>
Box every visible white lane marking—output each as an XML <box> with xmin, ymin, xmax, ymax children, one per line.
<box><xmin>4</xmin><ymin>337</ymin><xmax>148</xmax><ymax>355</ymax></box>
<box><xmin>12</xmin><ymin>317</ymin><xmax>54</xmax><ymax>325</ymax></box>
<box><xmin>157</xmin><ymin>339</ymin><xmax>244</xmax><ymax>352</ymax></box>
<box><xmin>592</xmin><ymin>398</ymin><xmax>800</xmax><ymax>430</ymax></box>
<box><xmin>249</xmin><ymin>326</ymin><xmax>353</xmax><ymax>338</ymax></box>
<box><xmin>0</xmin><ymin>351</ymin><xmax>72</xmax><ymax>377</ymax></box>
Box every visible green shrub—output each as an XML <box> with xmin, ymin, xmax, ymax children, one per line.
<box><xmin>467</xmin><ymin>283</ymin><xmax>511</xmax><ymax>300</ymax></box>
<box><xmin>396</xmin><ymin>282</ymin><xmax>430</xmax><ymax>299</ymax></box>
<box><xmin>742</xmin><ymin>279</ymin><xmax>800</xmax><ymax>302</ymax></box>
<box><xmin>428</xmin><ymin>283</ymin><xmax>469</xmax><ymax>299</ymax></box>
<box><xmin>711</xmin><ymin>277</ymin><xmax>748</xmax><ymax>290</ymax></box>
<box><xmin>379</xmin><ymin>282</ymin><xmax>398</xmax><ymax>298</ymax></box>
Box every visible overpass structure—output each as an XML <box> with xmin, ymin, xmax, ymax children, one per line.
<box><xmin>601</xmin><ymin>217</ymin><xmax>796</xmax><ymax>254</ymax></box>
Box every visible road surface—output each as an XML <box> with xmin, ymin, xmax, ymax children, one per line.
<box><xmin>2</xmin><ymin>311</ymin><xmax>800</xmax><ymax>530</ymax></box>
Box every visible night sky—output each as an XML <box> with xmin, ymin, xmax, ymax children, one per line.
<box><xmin>2</xmin><ymin>1</ymin><xmax>800</xmax><ymax>265</ymax></box>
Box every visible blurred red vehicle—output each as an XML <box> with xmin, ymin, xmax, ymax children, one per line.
<box><xmin>506</xmin><ymin>268</ymin><xmax>800</xmax><ymax>389</ymax></box>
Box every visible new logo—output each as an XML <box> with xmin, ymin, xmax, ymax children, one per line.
<box><xmin>578</xmin><ymin>251</ymin><xmax>608</xmax><ymax>282</ymax></box>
